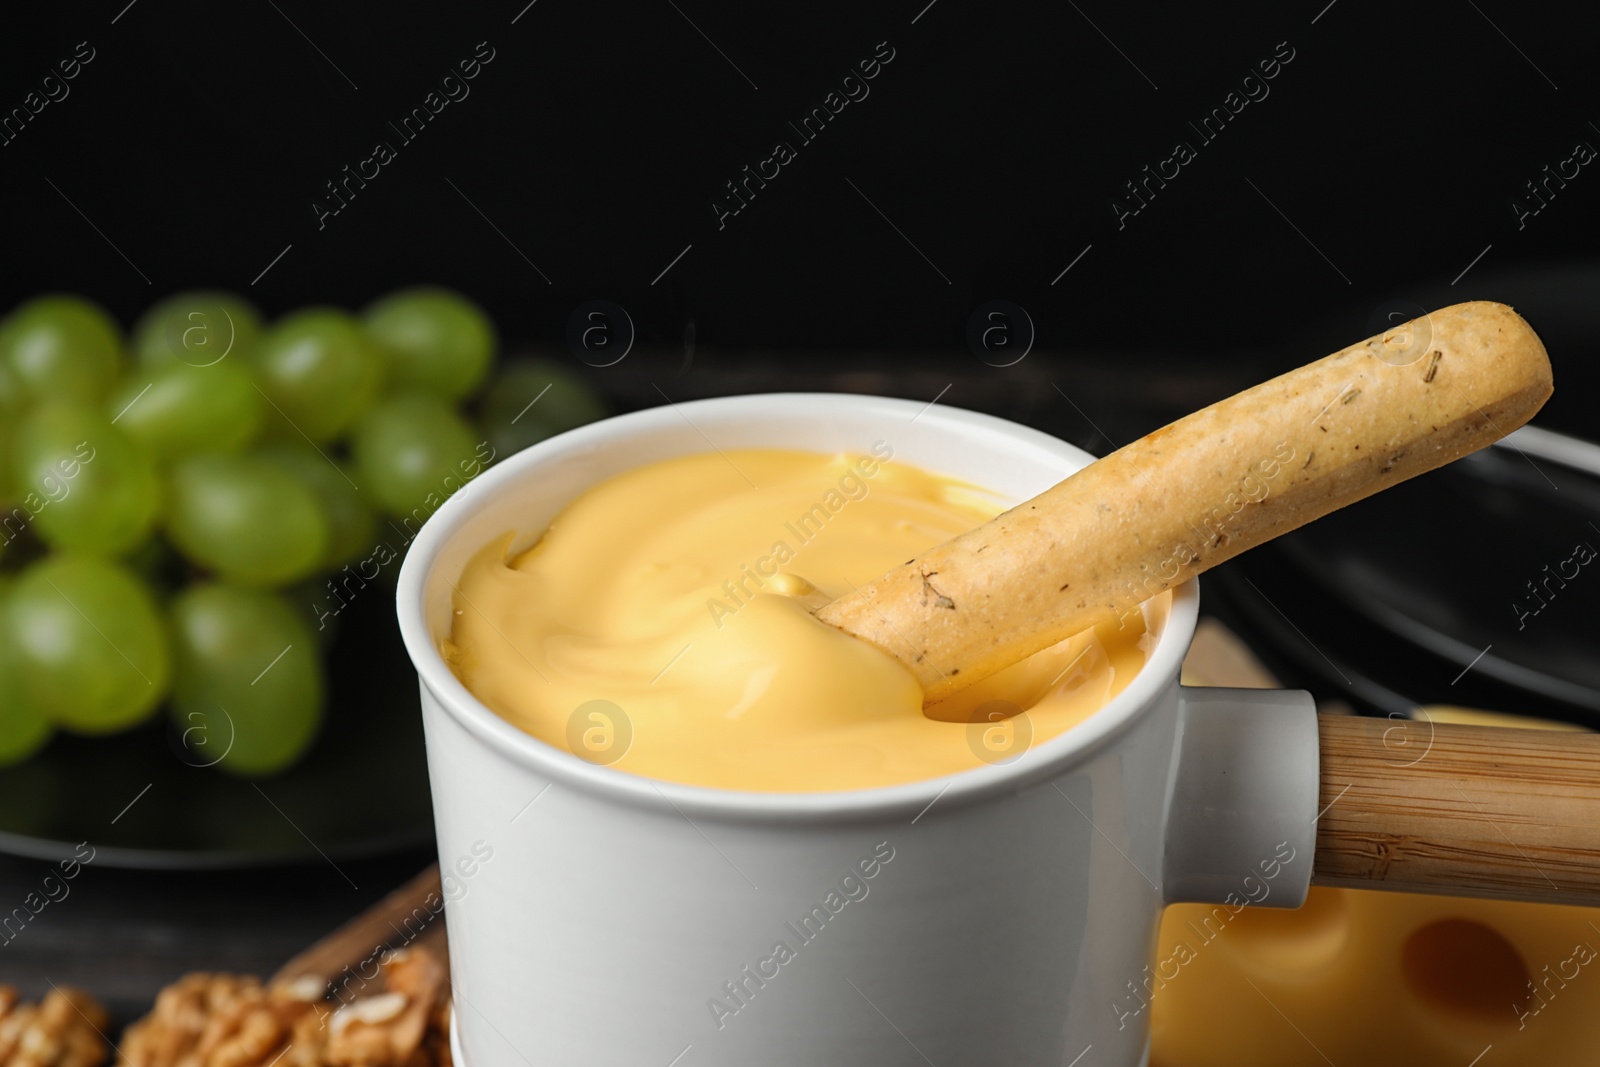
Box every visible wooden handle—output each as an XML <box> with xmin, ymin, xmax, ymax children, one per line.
<box><xmin>1315</xmin><ymin>715</ymin><xmax>1600</xmax><ymax>905</ymax></box>
<box><xmin>817</xmin><ymin>301</ymin><xmax>1552</xmax><ymax>705</ymax></box>
<box><xmin>272</xmin><ymin>864</ymin><xmax>449</xmax><ymax>986</ymax></box>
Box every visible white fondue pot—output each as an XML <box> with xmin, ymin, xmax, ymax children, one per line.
<box><xmin>397</xmin><ymin>393</ymin><xmax>1319</xmax><ymax>1067</ymax></box>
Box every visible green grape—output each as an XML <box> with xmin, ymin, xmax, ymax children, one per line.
<box><xmin>353</xmin><ymin>393</ymin><xmax>484</xmax><ymax>517</ymax></box>
<box><xmin>0</xmin><ymin>356</ymin><xmax>23</xmax><ymax>414</ymax></box>
<box><xmin>363</xmin><ymin>287</ymin><xmax>496</xmax><ymax>400</ymax></box>
<box><xmin>109</xmin><ymin>361</ymin><xmax>264</xmax><ymax>461</ymax></box>
<box><xmin>0</xmin><ymin>295</ymin><xmax>124</xmax><ymax>405</ymax></box>
<box><xmin>253</xmin><ymin>308</ymin><xmax>382</xmax><ymax>442</ymax></box>
<box><xmin>284</xmin><ymin>574</ymin><xmax>344</xmax><ymax>647</ymax></box>
<box><xmin>132</xmin><ymin>291</ymin><xmax>262</xmax><ymax>370</ymax></box>
<box><xmin>5</xmin><ymin>555</ymin><xmax>171</xmax><ymax>734</ymax></box>
<box><xmin>0</xmin><ymin>361</ymin><xmax>22</xmax><ymax>500</ymax></box>
<box><xmin>169</xmin><ymin>583</ymin><xmax>322</xmax><ymax>777</ymax></box>
<box><xmin>257</xmin><ymin>444</ymin><xmax>376</xmax><ymax>568</ymax></box>
<box><xmin>0</xmin><ymin>427</ymin><xmax>16</xmax><ymax>507</ymax></box>
<box><xmin>0</xmin><ymin>686</ymin><xmax>50</xmax><ymax>764</ymax></box>
<box><xmin>480</xmin><ymin>357</ymin><xmax>609</xmax><ymax>457</ymax></box>
<box><xmin>13</xmin><ymin>404</ymin><xmax>160</xmax><ymax>555</ymax></box>
<box><xmin>0</xmin><ymin>590</ymin><xmax>52</xmax><ymax>765</ymax></box>
<box><xmin>167</xmin><ymin>454</ymin><xmax>328</xmax><ymax>585</ymax></box>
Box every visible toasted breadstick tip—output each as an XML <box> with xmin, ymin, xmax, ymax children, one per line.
<box><xmin>817</xmin><ymin>301</ymin><xmax>1552</xmax><ymax>705</ymax></box>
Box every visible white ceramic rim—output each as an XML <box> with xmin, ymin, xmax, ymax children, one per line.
<box><xmin>396</xmin><ymin>393</ymin><xmax>1200</xmax><ymax>825</ymax></box>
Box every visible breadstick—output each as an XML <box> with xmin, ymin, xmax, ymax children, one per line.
<box><xmin>816</xmin><ymin>301</ymin><xmax>1552</xmax><ymax>705</ymax></box>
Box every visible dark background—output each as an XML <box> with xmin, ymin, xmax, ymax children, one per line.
<box><xmin>1</xmin><ymin>0</ymin><xmax>1597</xmax><ymax>1012</ymax></box>
<box><xmin>2</xmin><ymin>0</ymin><xmax>1596</xmax><ymax>403</ymax></box>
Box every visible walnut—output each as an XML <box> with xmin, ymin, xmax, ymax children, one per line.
<box><xmin>324</xmin><ymin>951</ymin><xmax>444</xmax><ymax>1067</ymax></box>
<box><xmin>120</xmin><ymin>950</ymin><xmax>451</xmax><ymax>1067</ymax></box>
<box><xmin>0</xmin><ymin>985</ymin><xmax>110</xmax><ymax>1067</ymax></box>
<box><xmin>419</xmin><ymin>998</ymin><xmax>451</xmax><ymax>1067</ymax></box>
<box><xmin>118</xmin><ymin>976</ymin><xmax>317</xmax><ymax>1067</ymax></box>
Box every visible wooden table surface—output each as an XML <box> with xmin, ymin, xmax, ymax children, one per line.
<box><xmin>0</xmin><ymin>845</ymin><xmax>437</xmax><ymax>1025</ymax></box>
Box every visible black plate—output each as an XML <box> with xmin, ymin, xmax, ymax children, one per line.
<box><xmin>0</xmin><ymin>583</ymin><xmax>434</xmax><ymax>869</ymax></box>
<box><xmin>1207</xmin><ymin>443</ymin><xmax>1600</xmax><ymax>726</ymax></box>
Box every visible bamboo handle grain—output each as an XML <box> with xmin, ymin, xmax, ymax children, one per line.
<box><xmin>817</xmin><ymin>301</ymin><xmax>1553</xmax><ymax>705</ymax></box>
<box><xmin>272</xmin><ymin>864</ymin><xmax>449</xmax><ymax>986</ymax></box>
<box><xmin>1315</xmin><ymin>716</ymin><xmax>1600</xmax><ymax>905</ymax></box>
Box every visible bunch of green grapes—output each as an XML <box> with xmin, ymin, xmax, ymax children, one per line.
<box><xmin>0</xmin><ymin>288</ymin><xmax>608</xmax><ymax>776</ymax></box>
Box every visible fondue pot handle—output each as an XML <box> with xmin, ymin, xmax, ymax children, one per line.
<box><xmin>1162</xmin><ymin>686</ymin><xmax>1320</xmax><ymax>909</ymax></box>
<box><xmin>1158</xmin><ymin>691</ymin><xmax>1600</xmax><ymax>910</ymax></box>
<box><xmin>1314</xmin><ymin>714</ymin><xmax>1600</xmax><ymax>906</ymax></box>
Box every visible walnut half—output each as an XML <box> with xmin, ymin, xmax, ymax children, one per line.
<box><xmin>0</xmin><ymin>985</ymin><xmax>111</xmax><ymax>1067</ymax></box>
